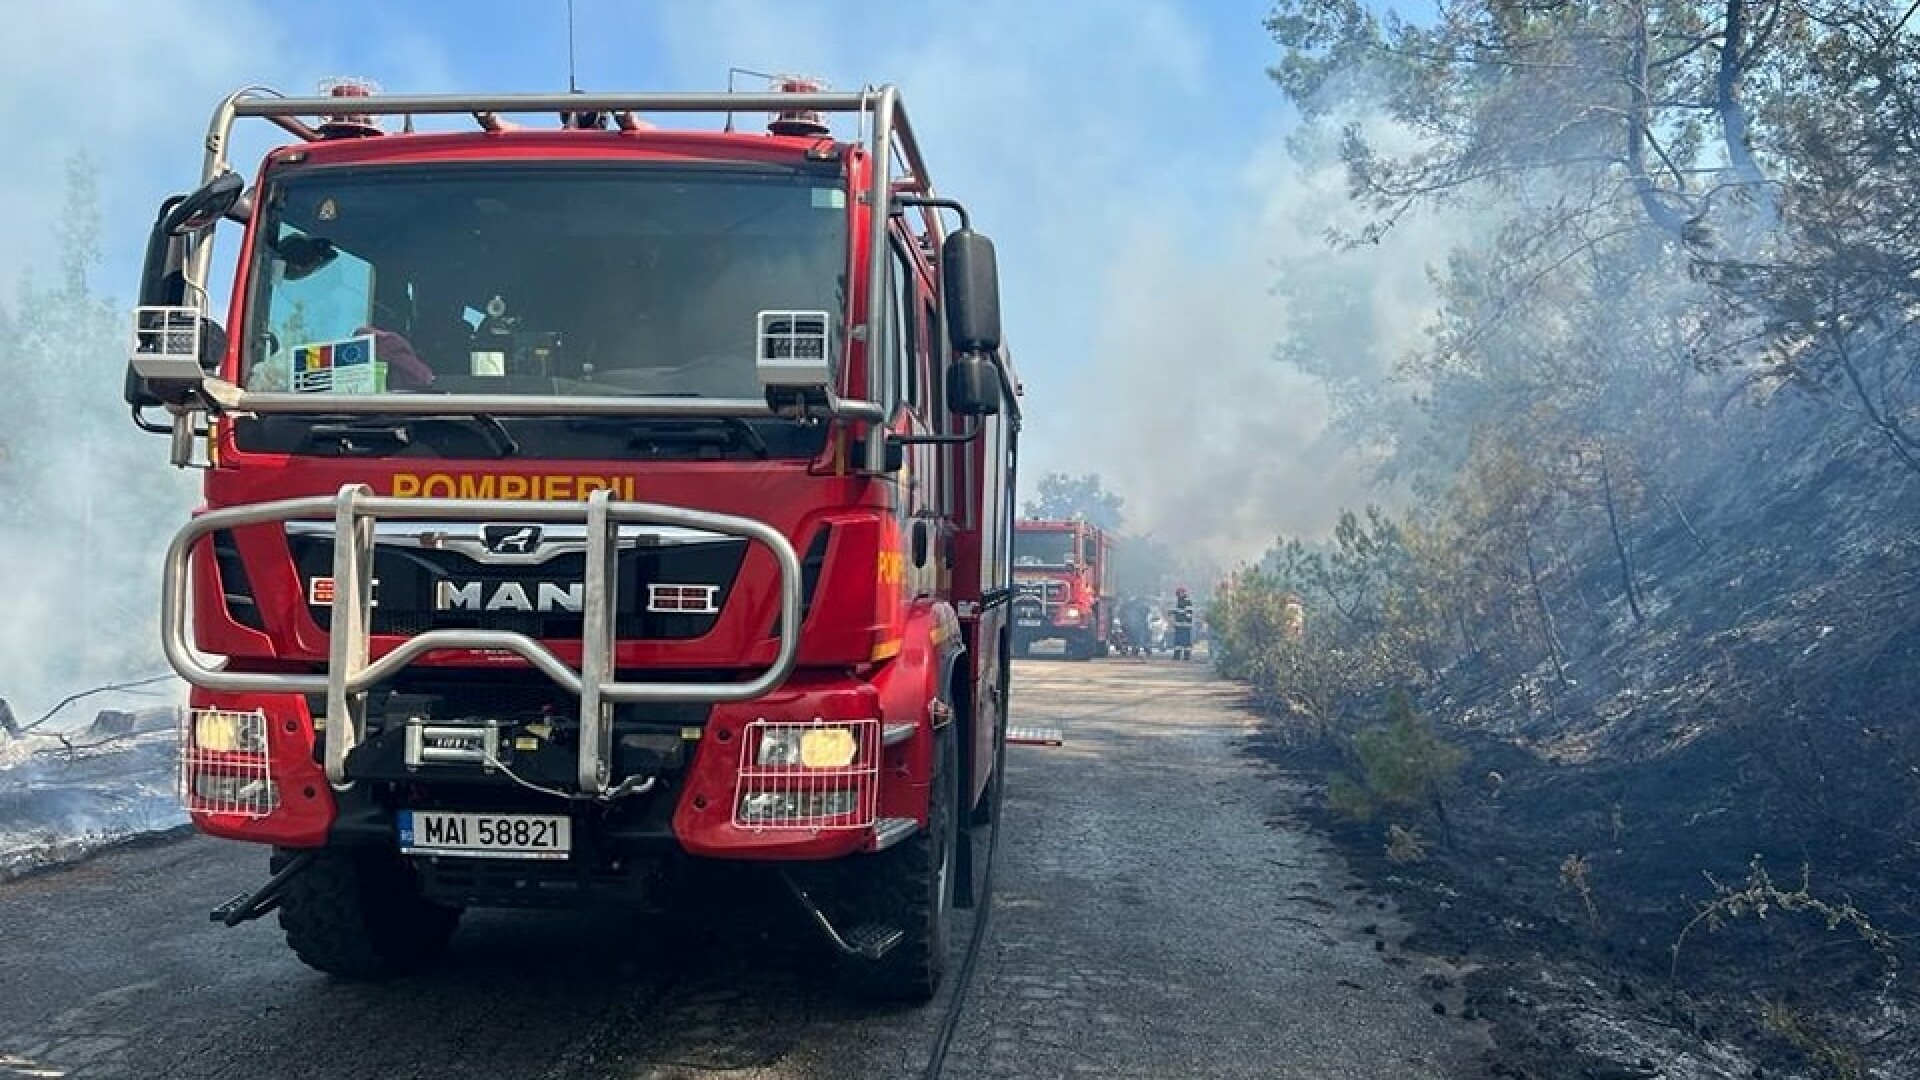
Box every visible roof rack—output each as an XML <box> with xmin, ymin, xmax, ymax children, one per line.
<box><xmin>197</xmin><ymin>85</ymin><xmax>944</xmax><ymax>247</ymax></box>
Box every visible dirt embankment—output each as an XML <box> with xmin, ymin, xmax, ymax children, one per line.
<box><xmin>1248</xmin><ymin>413</ymin><xmax>1920</xmax><ymax>1078</ymax></box>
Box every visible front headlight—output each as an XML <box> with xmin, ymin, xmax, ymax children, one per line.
<box><xmin>193</xmin><ymin>709</ymin><xmax>268</xmax><ymax>754</ymax></box>
<box><xmin>755</xmin><ymin>724</ymin><xmax>860</xmax><ymax>768</ymax></box>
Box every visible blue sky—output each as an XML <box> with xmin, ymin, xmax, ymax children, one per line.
<box><xmin>7</xmin><ymin>0</ymin><xmax>1452</xmax><ymax>562</ymax></box>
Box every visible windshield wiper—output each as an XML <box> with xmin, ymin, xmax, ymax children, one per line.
<box><xmin>302</xmin><ymin>415</ymin><xmax>519</xmax><ymax>458</ymax></box>
<box><xmin>460</xmin><ymin>414</ymin><xmax>520</xmax><ymax>457</ymax></box>
<box><xmin>565</xmin><ymin>416</ymin><xmax>770</xmax><ymax>460</ymax></box>
<box><xmin>304</xmin><ymin>420</ymin><xmax>408</xmax><ymax>456</ymax></box>
<box><xmin>634</xmin><ymin>418</ymin><xmax>770</xmax><ymax>460</ymax></box>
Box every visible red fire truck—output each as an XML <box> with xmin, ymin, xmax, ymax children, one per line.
<box><xmin>1010</xmin><ymin>519</ymin><xmax>1113</xmax><ymax>660</ymax></box>
<box><xmin>122</xmin><ymin>79</ymin><xmax>1021</xmax><ymax>1002</ymax></box>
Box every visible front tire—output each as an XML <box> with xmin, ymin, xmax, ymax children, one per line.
<box><xmin>1066</xmin><ymin>631</ymin><xmax>1096</xmax><ymax>661</ymax></box>
<box><xmin>275</xmin><ymin>848</ymin><xmax>461</xmax><ymax>980</ymax></box>
<box><xmin>837</xmin><ymin>722</ymin><xmax>956</xmax><ymax>1002</ymax></box>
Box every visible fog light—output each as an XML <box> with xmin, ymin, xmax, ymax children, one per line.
<box><xmin>191</xmin><ymin>771</ymin><xmax>279</xmax><ymax>811</ymax></box>
<box><xmin>737</xmin><ymin>789</ymin><xmax>858</xmax><ymax>822</ymax></box>
<box><xmin>800</xmin><ymin>727</ymin><xmax>857</xmax><ymax>768</ymax></box>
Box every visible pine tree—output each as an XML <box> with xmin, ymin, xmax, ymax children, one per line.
<box><xmin>0</xmin><ymin>154</ymin><xmax>196</xmax><ymax>716</ymax></box>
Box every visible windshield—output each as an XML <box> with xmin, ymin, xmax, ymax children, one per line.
<box><xmin>1014</xmin><ymin>530</ymin><xmax>1077</xmax><ymax>567</ymax></box>
<box><xmin>241</xmin><ymin>162</ymin><xmax>846</xmax><ymax>400</ymax></box>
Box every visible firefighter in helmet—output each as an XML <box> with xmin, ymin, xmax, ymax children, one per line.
<box><xmin>1168</xmin><ymin>586</ymin><xmax>1196</xmax><ymax>661</ymax></box>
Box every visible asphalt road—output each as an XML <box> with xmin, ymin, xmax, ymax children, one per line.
<box><xmin>0</xmin><ymin>659</ymin><xmax>1485</xmax><ymax>1080</ymax></box>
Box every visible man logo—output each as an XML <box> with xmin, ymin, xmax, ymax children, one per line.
<box><xmin>482</xmin><ymin>524</ymin><xmax>542</xmax><ymax>555</ymax></box>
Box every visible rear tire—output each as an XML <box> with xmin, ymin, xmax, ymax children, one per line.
<box><xmin>836</xmin><ymin>722</ymin><xmax>956</xmax><ymax>1003</ymax></box>
<box><xmin>275</xmin><ymin>849</ymin><xmax>461</xmax><ymax>980</ymax></box>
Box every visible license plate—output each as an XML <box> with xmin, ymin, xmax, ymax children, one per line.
<box><xmin>1017</xmin><ymin>618</ymin><xmax>1043</xmax><ymax>627</ymax></box>
<box><xmin>398</xmin><ymin>810</ymin><xmax>571</xmax><ymax>860</ymax></box>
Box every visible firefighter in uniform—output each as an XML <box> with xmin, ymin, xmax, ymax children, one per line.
<box><xmin>1169</xmin><ymin>586</ymin><xmax>1196</xmax><ymax>661</ymax></box>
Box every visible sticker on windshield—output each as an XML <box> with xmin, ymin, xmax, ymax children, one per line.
<box><xmin>291</xmin><ymin>334</ymin><xmax>379</xmax><ymax>393</ymax></box>
<box><xmin>811</xmin><ymin>187</ymin><xmax>845</xmax><ymax>210</ymax></box>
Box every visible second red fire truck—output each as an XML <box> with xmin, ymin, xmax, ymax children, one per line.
<box><xmin>1011</xmin><ymin>519</ymin><xmax>1113</xmax><ymax>660</ymax></box>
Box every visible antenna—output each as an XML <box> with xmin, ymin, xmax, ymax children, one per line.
<box><xmin>724</xmin><ymin>66</ymin><xmax>780</xmax><ymax>133</ymax></box>
<box><xmin>566</xmin><ymin>0</ymin><xmax>579</xmax><ymax>93</ymax></box>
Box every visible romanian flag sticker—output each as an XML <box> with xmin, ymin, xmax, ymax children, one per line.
<box><xmin>291</xmin><ymin>334</ymin><xmax>377</xmax><ymax>393</ymax></box>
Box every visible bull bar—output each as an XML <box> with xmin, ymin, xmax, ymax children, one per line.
<box><xmin>162</xmin><ymin>484</ymin><xmax>802</xmax><ymax>796</ymax></box>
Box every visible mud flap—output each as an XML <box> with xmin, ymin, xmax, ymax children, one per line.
<box><xmin>954</xmin><ymin>828</ymin><xmax>979</xmax><ymax>910</ymax></box>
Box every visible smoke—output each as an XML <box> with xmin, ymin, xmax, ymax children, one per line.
<box><xmin>0</xmin><ymin>2</ymin><xmax>262</xmax><ymax>725</ymax></box>
<box><xmin>638</xmin><ymin>0</ymin><xmax>1460</xmax><ymax>568</ymax></box>
<box><xmin>0</xmin><ymin>3</ymin><xmax>471</xmax><ymax>725</ymax></box>
<box><xmin>1077</xmin><ymin>113</ymin><xmax>1476</xmax><ymax>568</ymax></box>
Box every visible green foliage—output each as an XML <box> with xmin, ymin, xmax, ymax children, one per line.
<box><xmin>1351</xmin><ymin>688</ymin><xmax>1464</xmax><ymax>805</ymax></box>
<box><xmin>1322</xmin><ymin>687</ymin><xmax>1465</xmax><ymax>829</ymax></box>
<box><xmin>1265</xmin><ymin>0</ymin><xmax>1920</xmax><ymax>481</ymax></box>
<box><xmin>1211</xmin><ymin>506</ymin><xmax>1459</xmax><ymax>717</ymax></box>
<box><xmin>1022</xmin><ymin>472</ymin><xmax>1125</xmax><ymax>533</ymax></box>
<box><xmin>1266</xmin><ymin>1</ymin><xmax>1788</xmax><ymax>233</ymax></box>
<box><xmin>1759</xmin><ymin>999</ymin><xmax>1869</xmax><ymax>1080</ymax></box>
<box><xmin>1384</xmin><ymin>823</ymin><xmax>1428</xmax><ymax>864</ymax></box>
<box><xmin>1230</xmin><ymin>12</ymin><xmax>1920</xmax><ymax>1063</ymax></box>
<box><xmin>1326</xmin><ymin>772</ymin><xmax>1376</xmax><ymax>822</ymax></box>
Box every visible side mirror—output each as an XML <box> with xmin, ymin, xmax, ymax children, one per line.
<box><xmin>756</xmin><ymin>310</ymin><xmax>835</xmax><ymax>412</ymax></box>
<box><xmin>941</xmin><ymin>228</ymin><xmax>1001</xmax><ymax>354</ymax></box>
<box><xmin>946</xmin><ymin>353</ymin><xmax>999</xmax><ymax>416</ymax></box>
<box><xmin>126</xmin><ymin>193</ymin><xmax>223</xmax><ymax>409</ymax></box>
<box><xmin>161</xmin><ymin>172</ymin><xmax>244</xmax><ymax>237</ymax></box>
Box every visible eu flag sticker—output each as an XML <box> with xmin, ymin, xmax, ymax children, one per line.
<box><xmin>333</xmin><ymin>336</ymin><xmax>371</xmax><ymax>368</ymax></box>
<box><xmin>289</xmin><ymin>334</ymin><xmax>377</xmax><ymax>393</ymax></box>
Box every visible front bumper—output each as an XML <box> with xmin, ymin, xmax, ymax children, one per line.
<box><xmin>187</xmin><ymin>675</ymin><xmax>927</xmax><ymax>864</ymax></box>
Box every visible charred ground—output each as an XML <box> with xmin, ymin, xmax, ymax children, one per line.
<box><xmin>1226</xmin><ymin>402</ymin><xmax>1920</xmax><ymax>1079</ymax></box>
<box><xmin>1218</xmin><ymin>6</ymin><xmax>1920</xmax><ymax>1076</ymax></box>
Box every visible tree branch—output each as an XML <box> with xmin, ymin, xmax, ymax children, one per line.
<box><xmin>1832</xmin><ymin>334</ymin><xmax>1920</xmax><ymax>476</ymax></box>
<box><xmin>1626</xmin><ymin>2</ymin><xmax>1689</xmax><ymax>233</ymax></box>
<box><xmin>1714</xmin><ymin>0</ymin><xmax>1770</xmax><ymax>193</ymax></box>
